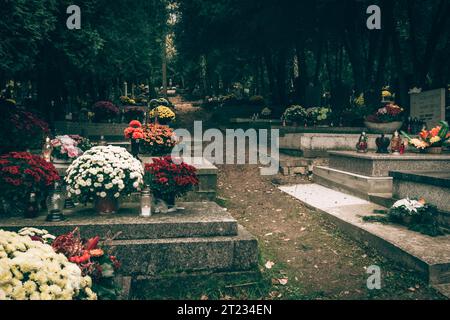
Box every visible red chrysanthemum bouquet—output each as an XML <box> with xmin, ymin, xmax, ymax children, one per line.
<box><xmin>0</xmin><ymin>152</ymin><xmax>60</xmax><ymax>216</ymax></box>
<box><xmin>144</xmin><ymin>156</ymin><xmax>199</xmax><ymax>204</ymax></box>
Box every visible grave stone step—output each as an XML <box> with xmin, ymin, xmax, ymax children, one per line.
<box><xmin>111</xmin><ymin>225</ymin><xmax>258</xmax><ymax>276</ymax></box>
<box><xmin>313</xmin><ymin>166</ymin><xmax>393</xmax><ymax>200</ymax></box>
<box><xmin>0</xmin><ymin>202</ymin><xmax>237</xmax><ymax>240</ymax></box>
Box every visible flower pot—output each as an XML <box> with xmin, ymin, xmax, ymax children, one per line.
<box><xmin>94</xmin><ymin>194</ymin><xmax>119</xmax><ymax>215</ymax></box>
<box><xmin>425</xmin><ymin>147</ymin><xmax>443</xmax><ymax>154</ymax></box>
<box><xmin>364</xmin><ymin>121</ymin><xmax>403</xmax><ymax>134</ymax></box>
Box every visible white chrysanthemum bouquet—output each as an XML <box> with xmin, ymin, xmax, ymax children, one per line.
<box><xmin>65</xmin><ymin>146</ymin><xmax>144</xmax><ymax>202</ymax></box>
<box><xmin>0</xmin><ymin>229</ymin><xmax>96</xmax><ymax>300</ymax></box>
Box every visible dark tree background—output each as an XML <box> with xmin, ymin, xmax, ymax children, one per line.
<box><xmin>174</xmin><ymin>0</ymin><xmax>449</xmax><ymax>112</ymax></box>
<box><xmin>0</xmin><ymin>0</ymin><xmax>449</xmax><ymax>117</ymax></box>
<box><xmin>0</xmin><ymin>0</ymin><xmax>168</xmax><ymax>119</ymax></box>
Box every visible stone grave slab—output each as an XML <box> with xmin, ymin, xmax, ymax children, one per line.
<box><xmin>410</xmin><ymin>88</ymin><xmax>446</xmax><ymax>129</ymax></box>
<box><xmin>0</xmin><ymin>201</ymin><xmax>259</xmax><ymax>294</ymax></box>
<box><xmin>328</xmin><ymin>151</ymin><xmax>450</xmax><ymax>177</ymax></box>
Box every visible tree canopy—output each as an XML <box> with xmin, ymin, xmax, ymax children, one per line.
<box><xmin>0</xmin><ymin>0</ymin><xmax>448</xmax><ymax>116</ymax></box>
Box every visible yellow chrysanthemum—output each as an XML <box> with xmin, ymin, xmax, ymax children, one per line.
<box><xmin>149</xmin><ymin>106</ymin><xmax>176</xmax><ymax>120</ymax></box>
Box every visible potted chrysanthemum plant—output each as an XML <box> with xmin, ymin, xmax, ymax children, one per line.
<box><xmin>65</xmin><ymin>146</ymin><xmax>144</xmax><ymax>215</ymax></box>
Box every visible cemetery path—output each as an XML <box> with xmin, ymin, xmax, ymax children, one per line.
<box><xmin>175</xmin><ymin>95</ymin><xmax>445</xmax><ymax>300</ymax></box>
<box><xmin>216</xmin><ymin>164</ymin><xmax>445</xmax><ymax>299</ymax></box>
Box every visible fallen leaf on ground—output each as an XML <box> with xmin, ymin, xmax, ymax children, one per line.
<box><xmin>265</xmin><ymin>261</ymin><xmax>275</xmax><ymax>269</ymax></box>
<box><xmin>272</xmin><ymin>278</ymin><xmax>289</xmax><ymax>286</ymax></box>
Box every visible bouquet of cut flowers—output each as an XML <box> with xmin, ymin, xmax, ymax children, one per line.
<box><xmin>65</xmin><ymin>146</ymin><xmax>144</xmax><ymax>203</ymax></box>
<box><xmin>0</xmin><ymin>229</ymin><xmax>96</xmax><ymax>300</ymax></box>
<box><xmin>366</xmin><ymin>103</ymin><xmax>404</xmax><ymax>123</ymax></box>
<box><xmin>402</xmin><ymin>121</ymin><xmax>449</xmax><ymax>150</ymax></box>
<box><xmin>144</xmin><ymin>156</ymin><xmax>199</xmax><ymax>202</ymax></box>
<box><xmin>51</xmin><ymin>135</ymin><xmax>92</xmax><ymax>162</ymax></box>
<box><xmin>140</xmin><ymin>124</ymin><xmax>178</xmax><ymax>156</ymax></box>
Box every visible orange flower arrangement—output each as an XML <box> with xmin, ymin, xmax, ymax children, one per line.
<box><xmin>141</xmin><ymin>124</ymin><xmax>178</xmax><ymax>156</ymax></box>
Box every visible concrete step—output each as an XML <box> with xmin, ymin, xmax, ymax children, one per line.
<box><xmin>0</xmin><ymin>202</ymin><xmax>237</xmax><ymax>240</ymax></box>
<box><xmin>111</xmin><ymin>225</ymin><xmax>258</xmax><ymax>276</ymax></box>
<box><xmin>313</xmin><ymin>166</ymin><xmax>393</xmax><ymax>200</ymax></box>
<box><xmin>279</xmin><ymin>184</ymin><xmax>450</xmax><ymax>285</ymax></box>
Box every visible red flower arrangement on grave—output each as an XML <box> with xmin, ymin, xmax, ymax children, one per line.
<box><xmin>92</xmin><ymin>101</ymin><xmax>120</xmax><ymax>122</ymax></box>
<box><xmin>144</xmin><ymin>156</ymin><xmax>199</xmax><ymax>200</ymax></box>
<box><xmin>0</xmin><ymin>152</ymin><xmax>60</xmax><ymax>197</ymax></box>
<box><xmin>124</xmin><ymin>120</ymin><xmax>144</xmax><ymax>140</ymax></box>
<box><xmin>402</xmin><ymin>121</ymin><xmax>450</xmax><ymax>150</ymax></box>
